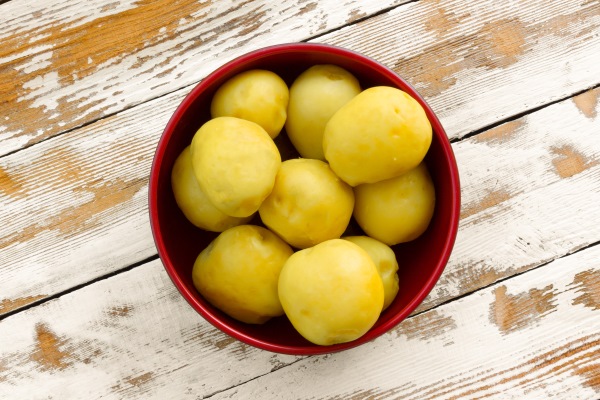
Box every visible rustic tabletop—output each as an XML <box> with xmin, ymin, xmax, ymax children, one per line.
<box><xmin>1</xmin><ymin>0</ymin><xmax>600</xmax><ymax>398</ymax></box>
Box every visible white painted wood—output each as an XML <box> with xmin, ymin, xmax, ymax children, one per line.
<box><xmin>207</xmin><ymin>244</ymin><xmax>600</xmax><ymax>400</ymax></box>
<box><xmin>0</xmin><ymin>1</ymin><xmax>599</xmax><ymax>397</ymax></box>
<box><xmin>417</xmin><ymin>88</ymin><xmax>600</xmax><ymax>312</ymax></box>
<box><xmin>0</xmin><ymin>259</ymin><xmax>302</xmax><ymax>399</ymax></box>
<box><xmin>0</xmin><ymin>89</ymin><xmax>185</xmax><ymax>314</ymax></box>
<box><xmin>0</xmin><ymin>0</ymin><xmax>409</xmax><ymax>156</ymax></box>
<box><xmin>1</xmin><ymin>233</ymin><xmax>599</xmax><ymax>398</ymax></box>
<box><xmin>315</xmin><ymin>0</ymin><xmax>600</xmax><ymax>140</ymax></box>
<box><xmin>1</xmin><ymin>83</ymin><xmax>598</xmax><ymax>319</ymax></box>
<box><xmin>1</xmin><ymin>0</ymin><xmax>597</xmax><ymax>157</ymax></box>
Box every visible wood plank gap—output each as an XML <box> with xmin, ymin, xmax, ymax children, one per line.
<box><xmin>0</xmin><ymin>0</ymin><xmax>397</xmax><ymax>162</ymax></box>
<box><xmin>0</xmin><ymin>0</ymin><xmax>414</xmax><ymax>160</ymax></box>
<box><xmin>0</xmin><ymin>83</ymin><xmax>187</xmax><ymax>159</ymax></box>
<box><xmin>189</xmin><ymin>238</ymin><xmax>600</xmax><ymax>397</ymax></box>
<box><xmin>452</xmin><ymin>81</ymin><xmax>600</xmax><ymax>144</ymax></box>
<box><xmin>0</xmin><ymin>254</ymin><xmax>159</xmax><ymax>322</ymax></box>
<box><xmin>202</xmin><ymin>357</ymin><xmax>307</xmax><ymax>399</ymax></box>
<box><xmin>408</xmin><ymin>238</ymin><xmax>600</xmax><ymax>320</ymax></box>
<box><xmin>300</xmin><ymin>1</ymin><xmax>419</xmax><ymax>44</ymax></box>
<box><xmin>1</xmin><ymin>79</ymin><xmax>598</xmax><ymax>319</ymax></box>
<box><xmin>3</xmin><ymin>61</ymin><xmax>598</xmax><ymax>162</ymax></box>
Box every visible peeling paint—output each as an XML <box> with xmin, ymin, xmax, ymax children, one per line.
<box><xmin>29</xmin><ymin>323</ymin><xmax>74</xmax><ymax>371</ymax></box>
<box><xmin>396</xmin><ymin>309</ymin><xmax>457</xmax><ymax>341</ymax></box>
<box><xmin>490</xmin><ymin>285</ymin><xmax>557</xmax><ymax>333</ymax></box>
<box><xmin>551</xmin><ymin>144</ymin><xmax>598</xmax><ymax>179</ymax></box>
<box><xmin>571</xmin><ymin>269</ymin><xmax>600</xmax><ymax>311</ymax></box>
<box><xmin>572</xmin><ymin>89</ymin><xmax>599</xmax><ymax>119</ymax></box>
<box><xmin>0</xmin><ymin>295</ymin><xmax>47</xmax><ymax>313</ymax></box>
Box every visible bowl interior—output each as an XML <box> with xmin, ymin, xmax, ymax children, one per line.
<box><xmin>149</xmin><ymin>43</ymin><xmax>460</xmax><ymax>355</ymax></box>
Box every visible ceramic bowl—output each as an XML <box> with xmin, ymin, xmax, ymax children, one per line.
<box><xmin>149</xmin><ymin>43</ymin><xmax>460</xmax><ymax>355</ymax></box>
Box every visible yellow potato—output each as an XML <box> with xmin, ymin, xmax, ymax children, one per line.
<box><xmin>210</xmin><ymin>69</ymin><xmax>289</xmax><ymax>139</ymax></box>
<box><xmin>323</xmin><ymin>86</ymin><xmax>432</xmax><ymax>186</ymax></box>
<box><xmin>191</xmin><ymin>117</ymin><xmax>281</xmax><ymax>218</ymax></box>
<box><xmin>171</xmin><ymin>146</ymin><xmax>251</xmax><ymax>231</ymax></box>
<box><xmin>278</xmin><ymin>239</ymin><xmax>384</xmax><ymax>345</ymax></box>
<box><xmin>192</xmin><ymin>225</ymin><xmax>293</xmax><ymax>324</ymax></box>
<box><xmin>258</xmin><ymin>158</ymin><xmax>354</xmax><ymax>249</ymax></box>
<box><xmin>343</xmin><ymin>236</ymin><xmax>399</xmax><ymax>310</ymax></box>
<box><xmin>353</xmin><ymin>163</ymin><xmax>435</xmax><ymax>245</ymax></box>
<box><xmin>285</xmin><ymin>65</ymin><xmax>361</xmax><ymax>160</ymax></box>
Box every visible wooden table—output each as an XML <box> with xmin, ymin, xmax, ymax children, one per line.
<box><xmin>1</xmin><ymin>0</ymin><xmax>599</xmax><ymax>398</ymax></box>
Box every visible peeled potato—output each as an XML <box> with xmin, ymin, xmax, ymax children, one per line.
<box><xmin>192</xmin><ymin>225</ymin><xmax>293</xmax><ymax>324</ymax></box>
<box><xmin>343</xmin><ymin>236</ymin><xmax>399</xmax><ymax>310</ymax></box>
<box><xmin>323</xmin><ymin>86</ymin><xmax>432</xmax><ymax>186</ymax></box>
<box><xmin>353</xmin><ymin>163</ymin><xmax>435</xmax><ymax>245</ymax></box>
<box><xmin>210</xmin><ymin>69</ymin><xmax>289</xmax><ymax>139</ymax></box>
<box><xmin>285</xmin><ymin>65</ymin><xmax>361</xmax><ymax>160</ymax></box>
<box><xmin>278</xmin><ymin>239</ymin><xmax>384</xmax><ymax>345</ymax></box>
<box><xmin>191</xmin><ymin>117</ymin><xmax>281</xmax><ymax>218</ymax></box>
<box><xmin>171</xmin><ymin>146</ymin><xmax>251</xmax><ymax>231</ymax></box>
<box><xmin>258</xmin><ymin>158</ymin><xmax>354</xmax><ymax>249</ymax></box>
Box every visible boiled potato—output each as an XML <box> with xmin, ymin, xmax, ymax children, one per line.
<box><xmin>323</xmin><ymin>86</ymin><xmax>432</xmax><ymax>186</ymax></box>
<box><xmin>285</xmin><ymin>65</ymin><xmax>361</xmax><ymax>160</ymax></box>
<box><xmin>258</xmin><ymin>158</ymin><xmax>354</xmax><ymax>249</ymax></box>
<box><xmin>353</xmin><ymin>163</ymin><xmax>435</xmax><ymax>245</ymax></box>
<box><xmin>171</xmin><ymin>146</ymin><xmax>251</xmax><ymax>231</ymax></box>
<box><xmin>343</xmin><ymin>236</ymin><xmax>399</xmax><ymax>310</ymax></box>
<box><xmin>191</xmin><ymin>117</ymin><xmax>281</xmax><ymax>218</ymax></box>
<box><xmin>192</xmin><ymin>225</ymin><xmax>293</xmax><ymax>324</ymax></box>
<box><xmin>278</xmin><ymin>239</ymin><xmax>384</xmax><ymax>345</ymax></box>
<box><xmin>210</xmin><ymin>69</ymin><xmax>289</xmax><ymax>139</ymax></box>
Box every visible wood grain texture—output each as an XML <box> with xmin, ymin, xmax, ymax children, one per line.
<box><xmin>0</xmin><ymin>89</ymin><xmax>186</xmax><ymax>315</ymax></box>
<box><xmin>1</xmin><ymin>0</ymin><xmax>599</xmax><ymax>315</ymax></box>
<box><xmin>1</xmin><ymin>80</ymin><xmax>598</xmax><ymax>319</ymax></box>
<box><xmin>315</xmin><ymin>0</ymin><xmax>600</xmax><ymax>140</ymax></box>
<box><xmin>417</xmin><ymin>87</ymin><xmax>600</xmax><ymax>313</ymax></box>
<box><xmin>0</xmin><ymin>259</ymin><xmax>301</xmax><ymax>399</ymax></box>
<box><xmin>2</xmin><ymin>1</ymin><xmax>599</xmax><ymax>398</ymax></box>
<box><xmin>1</xmin><ymin>234</ymin><xmax>598</xmax><ymax>398</ymax></box>
<box><xmin>0</xmin><ymin>0</ymin><xmax>408</xmax><ymax>156</ymax></box>
<box><xmin>2</xmin><ymin>0</ymin><xmax>599</xmax><ymax>156</ymax></box>
<box><xmin>0</xmin><ymin>83</ymin><xmax>597</xmax><ymax>335</ymax></box>
<box><xmin>207</xmin><ymin>245</ymin><xmax>600</xmax><ymax>400</ymax></box>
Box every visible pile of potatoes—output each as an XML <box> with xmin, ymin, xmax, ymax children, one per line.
<box><xmin>171</xmin><ymin>65</ymin><xmax>435</xmax><ymax>346</ymax></box>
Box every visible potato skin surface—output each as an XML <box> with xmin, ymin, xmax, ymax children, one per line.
<box><xmin>210</xmin><ymin>69</ymin><xmax>289</xmax><ymax>139</ymax></box>
<box><xmin>171</xmin><ymin>146</ymin><xmax>251</xmax><ymax>231</ymax></box>
<box><xmin>278</xmin><ymin>239</ymin><xmax>384</xmax><ymax>345</ymax></box>
<box><xmin>192</xmin><ymin>225</ymin><xmax>293</xmax><ymax>324</ymax></box>
<box><xmin>285</xmin><ymin>64</ymin><xmax>361</xmax><ymax>160</ymax></box>
<box><xmin>258</xmin><ymin>158</ymin><xmax>354</xmax><ymax>249</ymax></box>
<box><xmin>323</xmin><ymin>86</ymin><xmax>432</xmax><ymax>186</ymax></box>
<box><xmin>353</xmin><ymin>163</ymin><xmax>436</xmax><ymax>245</ymax></box>
<box><xmin>190</xmin><ymin>116</ymin><xmax>281</xmax><ymax>218</ymax></box>
<box><xmin>344</xmin><ymin>235</ymin><xmax>399</xmax><ymax>310</ymax></box>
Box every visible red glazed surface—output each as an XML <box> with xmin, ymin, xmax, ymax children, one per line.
<box><xmin>148</xmin><ymin>43</ymin><xmax>461</xmax><ymax>355</ymax></box>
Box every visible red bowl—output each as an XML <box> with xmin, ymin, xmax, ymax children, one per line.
<box><xmin>149</xmin><ymin>43</ymin><xmax>460</xmax><ymax>355</ymax></box>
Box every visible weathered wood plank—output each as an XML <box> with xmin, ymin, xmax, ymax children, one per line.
<box><xmin>417</xmin><ymin>87</ymin><xmax>600</xmax><ymax>312</ymax></box>
<box><xmin>1</xmin><ymin>80</ymin><xmax>598</xmax><ymax>325</ymax></box>
<box><xmin>1</xmin><ymin>0</ymin><xmax>599</xmax><ymax>316</ymax></box>
<box><xmin>315</xmin><ymin>0</ymin><xmax>600</xmax><ymax>140</ymax></box>
<box><xmin>208</xmin><ymin>244</ymin><xmax>600</xmax><ymax>400</ymax></box>
<box><xmin>0</xmin><ymin>89</ymin><xmax>185</xmax><ymax>315</ymax></box>
<box><xmin>0</xmin><ymin>259</ymin><xmax>301</xmax><ymax>399</ymax></box>
<box><xmin>1</xmin><ymin>0</ymin><xmax>598</xmax><ymax>157</ymax></box>
<box><xmin>1</xmin><ymin>232</ymin><xmax>598</xmax><ymax>398</ymax></box>
<box><xmin>0</xmin><ymin>0</ymin><xmax>408</xmax><ymax>156</ymax></box>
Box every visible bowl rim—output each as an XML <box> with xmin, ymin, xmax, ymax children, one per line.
<box><xmin>149</xmin><ymin>42</ymin><xmax>461</xmax><ymax>355</ymax></box>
